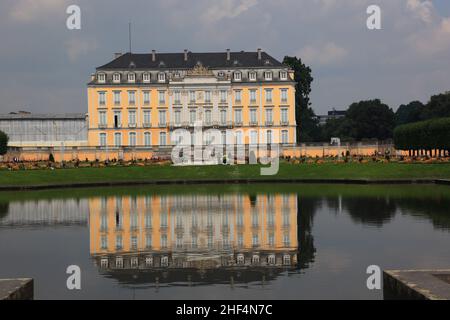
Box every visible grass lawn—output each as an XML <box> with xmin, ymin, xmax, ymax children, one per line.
<box><xmin>1</xmin><ymin>162</ymin><xmax>450</xmax><ymax>187</ymax></box>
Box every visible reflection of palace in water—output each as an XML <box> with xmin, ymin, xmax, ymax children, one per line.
<box><xmin>89</xmin><ymin>193</ymin><xmax>298</xmax><ymax>284</ymax></box>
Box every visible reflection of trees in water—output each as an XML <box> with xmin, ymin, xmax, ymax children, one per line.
<box><xmin>395</xmin><ymin>198</ymin><xmax>450</xmax><ymax>231</ymax></box>
<box><xmin>297</xmin><ymin>196</ymin><xmax>318</xmax><ymax>269</ymax></box>
<box><xmin>341</xmin><ymin>197</ymin><xmax>397</xmax><ymax>227</ymax></box>
<box><xmin>0</xmin><ymin>202</ymin><xmax>9</xmax><ymax>220</ymax></box>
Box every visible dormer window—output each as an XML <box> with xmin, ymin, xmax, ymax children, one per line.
<box><xmin>264</xmin><ymin>71</ymin><xmax>272</xmax><ymax>81</ymax></box>
<box><xmin>98</xmin><ymin>73</ymin><xmax>106</xmax><ymax>83</ymax></box>
<box><xmin>158</xmin><ymin>73</ymin><xmax>166</xmax><ymax>82</ymax></box>
<box><xmin>249</xmin><ymin>72</ymin><xmax>256</xmax><ymax>81</ymax></box>
<box><xmin>233</xmin><ymin>72</ymin><xmax>242</xmax><ymax>81</ymax></box>
<box><xmin>143</xmin><ymin>73</ymin><xmax>150</xmax><ymax>83</ymax></box>
<box><xmin>113</xmin><ymin>73</ymin><xmax>121</xmax><ymax>83</ymax></box>
<box><xmin>127</xmin><ymin>73</ymin><xmax>135</xmax><ymax>83</ymax></box>
<box><xmin>280</xmin><ymin>71</ymin><xmax>288</xmax><ymax>80</ymax></box>
<box><xmin>218</xmin><ymin>71</ymin><xmax>225</xmax><ymax>77</ymax></box>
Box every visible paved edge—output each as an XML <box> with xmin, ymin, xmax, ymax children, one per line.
<box><xmin>0</xmin><ymin>278</ymin><xmax>34</xmax><ymax>300</ymax></box>
<box><xmin>0</xmin><ymin>178</ymin><xmax>447</xmax><ymax>191</ymax></box>
<box><xmin>383</xmin><ymin>269</ymin><xmax>450</xmax><ymax>300</ymax></box>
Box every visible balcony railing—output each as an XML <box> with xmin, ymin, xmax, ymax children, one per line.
<box><xmin>158</xmin><ymin>122</ymin><xmax>167</xmax><ymax>128</ymax></box>
<box><xmin>128</xmin><ymin>123</ymin><xmax>136</xmax><ymax>128</ymax></box>
<box><xmin>249</xmin><ymin>121</ymin><xmax>258</xmax><ymax>126</ymax></box>
<box><xmin>98</xmin><ymin>124</ymin><xmax>107</xmax><ymax>129</ymax></box>
<box><xmin>143</xmin><ymin>123</ymin><xmax>152</xmax><ymax>128</ymax></box>
<box><xmin>265</xmin><ymin>121</ymin><xmax>274</xmax><ymax>126</ymax></box>
<box><xmin>281</xmin><ymin>121</ymin><xmax>289</xmax><ymax>126</ymax></box>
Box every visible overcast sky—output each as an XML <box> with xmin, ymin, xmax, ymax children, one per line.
<box><xmin>0</xmin><ymin>0</ymin><xmax>449</xmax><ymax>115</ymax></box>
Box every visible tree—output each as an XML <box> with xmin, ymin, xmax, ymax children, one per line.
<box><xmin>282</xmin><ymin>56</ymin><xmax>319</xmax><ymax>142</ymax></box>
<box><xmin>423</xmin><ymin>92</ymin><xmax>450</xmax><ymax>119</ymax></box>
<box><xmin>395</xmin><ymin>101</ymin><xmax>425</xmax><ymax>126</ymax></box>
<box><xmin>345</xmin><ymin>99</ymin><xmax>395</xmax><ymax>140</ymax></box>
<box><xmin>0</xmin><ymin>130</ymin><xmax>8</xmax><ymax>156</ymax></box>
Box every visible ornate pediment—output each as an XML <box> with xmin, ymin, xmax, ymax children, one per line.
<box><xmin>186</xmin><ymin>64</ymin><xmax>214</xmax><ymax>77</ymax></box>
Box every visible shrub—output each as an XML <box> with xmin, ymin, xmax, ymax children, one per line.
<box><xmin>48</xmin><ymin>153</ymin><xmax>55</xmax><ymax>162</ymax></box>
<box><xmin>0</xmin><ymin>130</ymin><xmax>9</xmax><ymax>156</ymax></box>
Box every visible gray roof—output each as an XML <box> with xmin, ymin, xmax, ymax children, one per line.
<box><xmin>97</xmin><ymin>51</ymin><xmax>285</xmax><ymax>70</ymax></box>
<box><xmin>0</xmin><ymin>113</ymin><xmax>86</xmax><ymax>120</ymax></box>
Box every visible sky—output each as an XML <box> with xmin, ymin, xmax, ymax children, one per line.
<box><xmin>0</xmin><ymin>0</ymin><xmax>449</xmax><ymax>115</ymax></box>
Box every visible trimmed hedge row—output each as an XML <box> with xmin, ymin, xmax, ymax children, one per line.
<box><xmin>394</xmin><ymin>117</ymin><xmax>450</xmax><ymax>151</ymax></box>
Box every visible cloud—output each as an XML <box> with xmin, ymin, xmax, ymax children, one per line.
<box><xmin>298</xmin><ymin>42</ymin><xmax>348</xmax><ymax>66</ymax></box>
<box><xmin>64</xmin><ymin>37</ymin><xmax>98</xmax><ymax>62</ymax></box>
<box><xmin>200</xmin><ymin>0</ymin><xmax>258</xmax><ymax>24</ymax></box>
<box><xmin>406</xmin><ymin>0</ymin><xmax>435</xmax><ymax>24</ymax></box>
<box><xmin>9</xmin><ymin>0</ymin><xmax>69</xmax><ymax>23</ymax></box>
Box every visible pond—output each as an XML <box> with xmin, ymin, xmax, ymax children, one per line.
<box><xmin>0</xmin><ymin>184</ymin><xmax>449</xmax><ymax>300</ymax></box>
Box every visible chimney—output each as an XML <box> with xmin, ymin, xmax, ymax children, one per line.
<box><xmin>226</xmin><ymin>49</ymin><xmax>231</xmax><ymax>61</ymax></box>
<box><xmin>90</xmin><ymin>73</ymin><xmax>95</xmax><ymax>81</ymax></box>
<box><xmin>184</xmin><ymin>49</ymin><xmax>188</xmax><ymax>61</ymax></box>
<box><xmin>152</xmin><ymin>50</ymin><xmax>156</xmax><ymax>62</ymax></box>
<box><xmin>114</xmin><ymin>52</ymin><xmax>122</xmax><ymax>59</ymax></box>
<box><xmin>257</xmin><ymin>48</ymin><xmax>262</xmax><ymax>60</ymax></box>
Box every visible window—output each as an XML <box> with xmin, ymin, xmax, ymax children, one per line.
<box><xmin>98</xmin><ymin>92</ymin><xmax>106</xmax><ymax>105</ymax></box>
<box><xmin>235</xmin><ymin>90</ymin><xmax>241</xmax><ymax>103</ymax></box>
<box><xmin>128</xmin><ymin>91</ymin><xmax>135</xmax><ymax>105</ymax></box>
<box><xmin>100</xmin><ymin>258</ymin><xmax>108</xmax><ymax>268</ymax></box>
<box><xmin>249</xmin><ymin>89</ymin><xmax>257</xmax><ymax>103</ymax></box>
<box><xmin>281</xmin><ymin>89</ymin><xmax>288</xmax><ymax>102</ymax></box>
<box><xmin>113</xmin><ymin>91</ymin><xmax>121</xmax><ymax>105</ymax></box>
<box><xmin>220</xmin><ymin>109</ymin><xmax>227</xmax><ymax>124</ymax></box>
<box><xmin>205</xmin><ymin>90</ymin><xmax>211</xmax><ymax>103</ymax></box>
<box><xmin>113</xmin><ymin>111</ymin><xmax>121</xmax><ymax>128</ymax></box>
<box><xmin>144</xmin><ymin>132</ymin><xmax>151</xmax><ymax>147</ymax></box>
<box><xmin>143</xmin><ymin>91</ymin><xmax>150</xmax><ymax>105</ymax></box>
<box><xmin>205</xmin><ymin>109</ymin><xmax>211</xmax><ymax>124</ymax></box>
<box><xmin>113</xmin><ymin>73</ymin><xmax>121</xmax><ymax>83</ymax></box>
<box><xmin>282</xmin><ymin>130</ymin><xmax>288</xmax><ymax>144</ymax></box>
<box><xmin>221</xmin><ymin>131</ymin><xmax>227</xmax><ymax>145</ymax></box>
<box><xmin>174</xmin><ymin>91</ymin><xmax>181</xmax><ymax>104</ymax></box>
<box><xmin>161</xmin><ymin>235</ymin><xmax>167</xmax><ymax>248</ymax></box>
<box><xmin>159</xmin><ymin>132</ymin><xmax>167</xmax><ymax>146</ymax></box>
<box><xmin>234</xmin><ymin>109</ymin><xmax>242</xmax><ymax>124</ymax></box>
<box><xmin>146</xmin><ymin>235</ymin><xmax>152</xmax><ymax>248</ymax></box>
<box><xmin>220</xmin><ymin>90</ymin><xmax>227</xmax><ymax>103</ymax></box>
<box><xmin>250</xmin><ymin>130</ymin><xmax>258</xmax><ymax>145</ymax></box>
<box><xmin>237</xmin><ymin>253</ymin><xmax>245</xmax><ymax>264</ymax></box>
<box><xmin>99</xmin><ymin>111</ymin><xmax>107</xmax><ymax>126</ymax></box>
<box><xmin>128</xmin><ymin>73</ymin><xmax>135</xmax><ymax>83</ymax></box>
<box><xmin>236</xmin><ymin>131</ymin><xmax>243</xmax><ymax>145</ymax></box>
<box><xmin>98</xmin><ymin>73</ymin><xmax>106</xmax><ymax>83</ymax></box>
<box><xmin>281</xmin><ymin>108</ymin><xmax>288</xmax><ymax>123</ymax></box>
<box><xmin>189</xmin><ymin>109</ymin><xmax>196</xmax><ymax>124</ymax></box>
<box><xmin>158</xmin><ymin>73</ymin><xmax>165</xmax><ymax>82</ymax></box>
<box><xmin>174</xmin><ymin>110</ymin><xmax>181</xmax><ymax>125</ymax></box>
<box><xmin>265</xmin><ymin>89</ymin><xmax>272</xmax><ymax>103</ymax></box>
<box><xmin>266</xmin><ymin>109</ymin><xmax>273</xmax><ymax>123</ymax></box>
<box><xmin>116</xmin><ymin>235</ymin><xmax>123</xmax><ymax>250</ymax></box>
<box><xmin>249</xmin><ymin>71</ymin><xmax>256</xmax><ymax>81</ymax></box>
<box><xmin>267</xmin><ymin>130</ymin><xmax>272</xmax><ymax>144</ymax></box>
<box><xmin>189</xmin><ymin>90</ymin><xmax>195</xmax><ymax>103</ymax></box>
<box><xmin>131</xmin><ymin>236</ymin><xmax>138</xmax><ymax>249</ymax></box>
<box><xmin>233</xmin><ymin>72</ymin><xmax>241</xmax><ymax>81</ymax></box>
<box><xmin>250</xmin><ymin>109</ymin><xmax>257</xmax><ymax>124</ymax></box>
<box><xmin>158</xmin><ymin>110</ymin><xmax>166</xmax><ymax>126</ymax></box>
<box><xmin>129</xmin><ymin>132</ymin><xmax>136</xmax><ymax>146</ymax></box>
<box><xmin>114</xmin><ymin>133</ymin><xmax>122</xmax><ymax>147</ymax></box>
<box><xmin>158</xmin><ymin>91</ymin><xmax>165</xmax><ymax>104</ymax></box>
<box><xmin>280</xmin><ymin>71</ymin><xmax>288</xmax><ymax>80</ymax></box>
<box><xmin>269</xmin><ymin>233</ymin><xmax>275</xmax><ymax>247</ymax></box>
<box><xmin>143</xmin><ymin>73</ymin><xmax>150</xmax><ymax>83</ymax></box>
<box><xmin>128</xmin><ymin>110</ymin><xmax>136</xmax><ymax>126</ymax></box>
<box><xmin>264</xmin><ymin>71</ymin><xmax>272</xmax><ymax>80</ymax></box>
<box><xmin>99</xmin><ymin>133</ymin><xmax>107</xmax><ymax>147</ymax></box>
<box><xmin>143</xmin><ymin>110</ymin><xmax>151</xmax><ymax>126</ymax></box>
<box><xmin>252</xmin><ymin>234</ymin><xmax>259</xmax><ymax>247</ymax></box>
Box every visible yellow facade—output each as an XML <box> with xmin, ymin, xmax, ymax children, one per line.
<box><xmin>89</xmin><ymin>193</ymin><xmax>298</xmax><ymax>269</ymax></box>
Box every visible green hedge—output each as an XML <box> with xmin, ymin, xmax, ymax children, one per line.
<box><xmin>394</xmin><ymin>117</ymin><xmax>450</xmax><ymax>151</ymax></box>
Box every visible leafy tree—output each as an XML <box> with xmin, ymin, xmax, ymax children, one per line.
<box><xmin>0</xmin><ymin>130</ymin><xmax>8</xmax><ymax>156</ymax></box>
<box><xmin>395</xmin><ymin>101</ymin><xmax>425</xmax><ymax>126</ymax></box>
<box><xmin>282</xmin><ymin>56</ymin><xmax>319</xmax><ymax>142</ymax></box>
<box><xmin>423</xmin><ymin>92</ymin><xmax>450</xmax><ymax>119</ymax></box>
<box><xmin>345</xmin><ymin>99</ymin><xmax>395</xmax><ymax>140</ymax></box>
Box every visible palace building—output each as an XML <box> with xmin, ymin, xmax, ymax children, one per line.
<box><xmin>87</xmin><ymin>49</ymin><xmax>296</xmax><ymax>154</ymax></box>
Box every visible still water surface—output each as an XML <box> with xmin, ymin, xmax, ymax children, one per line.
<box><xmin>0</xmin><ymin>184</ymin><xmax>449</xmax><ymax>299</ymax></box>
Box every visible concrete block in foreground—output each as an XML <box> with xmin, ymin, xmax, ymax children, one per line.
<box><xmin>384</xmin><ymin>269</ymin><xmax>450</xmax><ymax>300</ymax></box>
<box><xmin>0</xmin><ymin>278</ymin><xmax>34</xmax><ymax>300</ymax></box>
